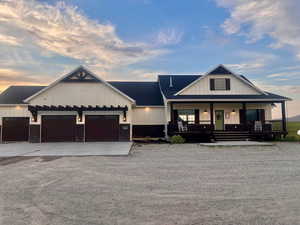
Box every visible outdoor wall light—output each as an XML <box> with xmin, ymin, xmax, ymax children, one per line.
<box><xmin>203</xmin><ymin>109</ymin><xmax>208</xmax><ymax>113</ymax></box>
<box><xmin>231</xmin><ymin>109</ymin><xmax>236</xmax><ymax>114</ymax></box>
<box><xmin>123</xmin><ymin>111</ymin><xmax>127</xmax><ymax>122</ymax></box>
<box><xmin>145</xmin><ymin>107</ymin><xmax>150</xmax><ymax>111</ymax></box>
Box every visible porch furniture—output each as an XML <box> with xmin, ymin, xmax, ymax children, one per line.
<box><xmin>254</xmin><ymin>121</ymin><xmax>263</xmax><ymax>132</ymax></box>
<box><xmin>178</xmin><ymin>121</ymin><xmax>188</xmax><ymax>132</ymax></box>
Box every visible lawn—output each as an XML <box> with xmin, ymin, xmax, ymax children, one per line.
<box><xmin>273</xmin><ymin>121</ymin><xmax>300</xmax><ymax>141</ymax></box>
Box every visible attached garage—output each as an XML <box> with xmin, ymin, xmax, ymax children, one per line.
<box><xmin>2</xmin><ymin>117</ymin><xmax>29</xmax><ymax>142</ymax></box>
<box><xmin>42</xmin><ymin>115</ymin><xmax>76</xmax><ymax>142</ymax></box>
<box><xmin>85</xmin><ymin>115</ymin><xmax>119</xmax><ymax>142</ymax></box>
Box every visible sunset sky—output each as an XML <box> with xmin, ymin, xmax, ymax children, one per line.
<box><xmin>0</xmin><ymin>0</ymin><xmax>299</xmax><ymax>118</ymax></box>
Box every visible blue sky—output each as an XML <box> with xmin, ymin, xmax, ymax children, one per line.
<box><xmin>0</xmin><ymin>0</ymin><xmax>299</xmax><ymax>117</ymax></box>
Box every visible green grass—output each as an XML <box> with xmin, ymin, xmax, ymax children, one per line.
<box><xmin>274</xmin><ymin>121</ymin><xmax>300</xmax><ymax>141</ymax></box>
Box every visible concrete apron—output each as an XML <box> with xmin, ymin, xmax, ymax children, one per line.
<box><xmin>200</xmin><ymin>141</ymin><xmax>274</xmax><ymax>147</ymax></box>
<box><xmin>0</xmin><ymin>142</ymin><xmax>132</xmax><ymax>157</ymax></box>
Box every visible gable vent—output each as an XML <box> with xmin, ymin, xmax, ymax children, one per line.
<box><xmin>169</xmin><ymin>76</ymin><xmax>173</xmax><ymax>88</ymax></box>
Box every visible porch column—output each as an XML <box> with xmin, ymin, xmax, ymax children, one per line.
<box><xmin>281</xmin><ymin>101</ymin><xmax>287</xmax><ymax>133</ymax></box>
<box><xmin>242</xmin><ymin>103</ymin><xmax>247</xmax><ymax>127</ymax></box>
<box><xmin>210</xmin><ymin>103</ymin><xmax>214</xmax><ymax>130</ymax></box>
<box><xmin>170</xmin><ymin>102</ymin><xmax>174</xmax><ymax>122</ymax></box>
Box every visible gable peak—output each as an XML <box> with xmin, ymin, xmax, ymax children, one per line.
<box><xmin>61</xmin><ymin>66</ymin><xmax>101</xmax><ymax>83</ymax></box>
<box><xmin>208</xmin><ymin>64</ymin><xmax>233</xmax><ymax>75</ymax></box>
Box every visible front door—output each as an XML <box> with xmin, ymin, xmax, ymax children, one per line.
<box><xmin>215</xmin><ymin>110</ymin><xmax>224</xmax><ymax>130</ymax></box>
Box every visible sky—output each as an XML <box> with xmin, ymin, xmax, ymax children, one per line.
<box><xmin>0</xmin><ymin>0</ymin><xmax>299</xmax><ymax>118</ymax></box>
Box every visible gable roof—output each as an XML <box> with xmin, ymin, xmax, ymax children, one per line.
<box><xmin>158</xmin><ymin>74</ymin><xmax>291</xmax><ymax>101</ymax></box>
<box><xmin>175</xmin><ymin>64</ymin><xmax>266</xmax><ymax>95</ymax></box>
<box><xmin>24</xmin><ymin>66</ymin><xmax>135</xmax><ymax>103</ymax></box>
<box><xmin>0</xmin><ymin>82</ymin><xmax>164</xmax><ymax>106</ymax></box>
<box><xmin>0</xmin><ymin>86</ymin><xmax>46</xmax><ymax>104</ymax></box>
<box><xmin>109</xmin><ymin>81</ymin><xmax>164</xmax><ymax>106</ymax></box>
<box><xmin>208</xmin><ymin>65</ymin><xmax>233</xmax><ymax>75</ymax></box>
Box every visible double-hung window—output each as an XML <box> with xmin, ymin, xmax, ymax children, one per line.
<box><xmin>178</xmin><ymin>109</ymin><xmax>195</xmax><ymax>124</ymax></box>
<box><xmin>210</xmin><ymin>78</ymin><xmax>230</xmax><ymax>91</ymax></box>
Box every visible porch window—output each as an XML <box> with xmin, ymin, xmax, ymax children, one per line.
<box><xmin>246</xmin><ymin>109</ymin><xmax>263</xmax><ymax>121</ymax></box>
<box><xmin>178</xmin><ymin>109</ymin><xmax>195</xmax><ymax>124</ymax></box>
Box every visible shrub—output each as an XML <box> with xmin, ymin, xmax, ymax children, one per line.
<box><xmin>170</xmin><ymin>135</ymin><xmax>185</xmax><ymax>144</ymax></box>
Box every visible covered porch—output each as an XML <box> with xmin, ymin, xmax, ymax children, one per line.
<box><xmin>167</xmin><ymin>101</ymin><xmax>288</xmax><ymax>141</ymax></box>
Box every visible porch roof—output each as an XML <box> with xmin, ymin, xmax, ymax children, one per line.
<box><xmin>166</xmin><ymin>92</ymin><xmax>290</xmax><ymax>102</ymax></box>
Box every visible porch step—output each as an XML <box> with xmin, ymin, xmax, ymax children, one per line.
<box><xmin>213</xmin><ymin>131</ymin><xmax>253</xmax><ymax>141</ymax></box>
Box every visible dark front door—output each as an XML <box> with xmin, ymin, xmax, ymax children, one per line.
<box><xmin>215</xmin><ymin>110</ymin><xmax>224</xmax><ymax>130</ymax></box>
<box><xmin>2</xmin><ymin>117</ymin><xmax>29</xmax><ymax>142</ymax></box>
<box><xmin>42</xmin><ymin>115</ymin><xmax>76</xmax><ymax>142</ymax></box>
<box><xmin>85</xmin><ymin>115</ymin><xmax>119</xmax><ymax>142</ymax></box>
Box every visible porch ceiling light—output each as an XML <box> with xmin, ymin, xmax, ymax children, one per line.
<box><xmin>231</xmin><ymin>109</ymin><xmax>236</xmax><ymax>114</ymax></box>
<box><xmin>203</xmin><ymin>109</ymin><xmax>208</xmax><ymax>113</ymax></box>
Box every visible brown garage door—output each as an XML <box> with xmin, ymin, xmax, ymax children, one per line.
<box><xmin>85</xmin><ymin>115</ymin><xmax>119</xmax><ymax>142</ymax></box>
<box><xmin>42</xmin><ymin>115</ymin><xmax>76</xmax><ymax>142</ymax></box>
<box><xmin>2</xmin><ymin>117</ymin><xmax>29</xmax><ymax>142</ymax></box>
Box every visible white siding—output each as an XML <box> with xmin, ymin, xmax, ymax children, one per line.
<box><xmin>132</xmin><ymin>107</ymin><xmax>165</xmax><ymax>125</ymax></box>
<box><xmin>29</xmin><ymin>83</ymin><xmax>132</xmax><ymax>107</ymax></box>
<box><xmin>0</xmin><ymin>105</ymin><xmax>31</xmax><ymax>125</ymax></box>
<box><xmin>179</xmin><ymin>75</ymin><xmax>260</xmax><ymax>95</ymax></box>
<box><xmin>27</xmin><ymin>82</ymin><xmax>133</xmax><ymax>125</ymax></box>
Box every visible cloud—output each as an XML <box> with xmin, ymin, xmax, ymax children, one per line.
<box><xmin>0</xmin><ymin>0</ymin><xmax>167</xmax><ymax>69</ymax></box>
<box><xmin>254</xmin><ymin>81</ymin><xmax>300</xmax><ymax>95</ymax></box>
<box><xmin>225</xmin><ymin>50</ymin><xmax>277</xmax><ymax>73</ymax></box>
<box><xmin>226</xmin><ymin>62</ymin><xmax>265</xmax><ymax>72</ymax></box>
<box><xmin>155</xmin><ymin>28</ymin><xmax>183</xmax><ymax>46</ymax></box>
<box><xmin>253</xmin><ymin>80</ymin><xmax>300</xmax><ymax>118</ymax></box>
<box><xmin>215</xmin><ymin>0</ymin><xmax>300</xmax><ymax>59</ymax></box>
<box><xmin>267</xmin><ymin>71</ymin><xmax>300</xmax><ymax>78</ymax></box>
<box><xmin>0</xmin><ymin>34</ymin><xmax>21</xmax><ymax>46</ymax></box>
<box><xmin>0</xmin><ymin>68</ymin><xmax>50</xmax><ymax>92</ymax></box>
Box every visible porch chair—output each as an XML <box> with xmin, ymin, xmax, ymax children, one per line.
<box><xmin>178</xmin><ymin>120</ymin><xmax>188</xmax><ymax>132</ymax></box>
<box><xmin>254</xmin><ymin>121</ymin><xmax>262</xmax><ymax>132</ymax></box>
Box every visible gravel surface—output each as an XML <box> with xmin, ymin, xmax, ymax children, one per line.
<box><xmin>0</xmin><ymin>142</ymin><xmax>300</xmax><ymax>225</ymax></box>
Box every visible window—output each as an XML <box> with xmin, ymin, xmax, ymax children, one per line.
<box><xmin>210</xmin><ymin>78</ymin><xmax>230</xmax><ymax>90</ymax></box>
<box><xmin>178</xmin><ymin>109</ymin><xmax>195</xmax><ymax>124</ymax></box>
<box><xmin>246</xmin><ymin>109</ymin><xmax>264</xmax><ymax>121</ymax></box>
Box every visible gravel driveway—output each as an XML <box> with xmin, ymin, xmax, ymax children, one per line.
<box><xmin>0</xmin><ymin>142</ymin><xmax>300</xmax><ymax>225</ymax></box>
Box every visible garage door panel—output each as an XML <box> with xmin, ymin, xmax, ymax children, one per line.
<box><xmin>42</xmin><ymin>115</ymin><xmax>76</xmax><ymax>142</ymax></box>
<box><xmin>85</xmin><ymin>115</ymin><xmax>119</xmax><ymax>142</ymax></box>
<box><xmin>2</xmin><ymin>117</ymin><xmax>29</xmax><ymax>142</ymax></box>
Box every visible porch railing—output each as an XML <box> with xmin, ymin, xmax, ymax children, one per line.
<box><xmin>168</xmin><ymin>120</ymin><xmax>284</xmax><ymax>134</ymax></box>
<box><xmin>168</xmin><ymin>121</ymin><xmax>214</xmax><ymax>135</ymax></box>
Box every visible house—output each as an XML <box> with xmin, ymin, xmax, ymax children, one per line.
<box><xmin>0</xmin><ymin>65</ymin><xmax>291</xmax><ymax>143</ymax></box>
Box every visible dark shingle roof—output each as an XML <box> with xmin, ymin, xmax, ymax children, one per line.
<box><xmin>0</xmin><ymin>86</ymin><xmax>46</xmax><ymax>104</ymax></box>
<box><xmin>208</xmin><ymin>65</ymin><xmax>233</xmax><ymax>75</ymax></box>
<box><xmin>0</xmin><ymin>83</ymin><xmax>164</xmax><ymax>106</ymax></box>
<box><xmin>158</xmin><ymin>75</ymin><xmax>201</xmax><ymax>98</ymax></box>
<box><xmin>109</xmin><ymin>81</ymin><xmax>164</xmax><ymax>106</ymax></box>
